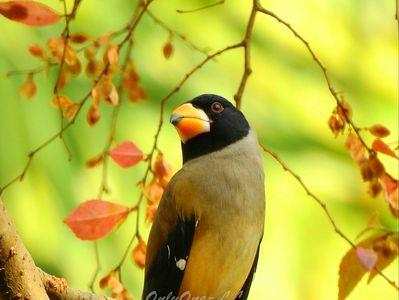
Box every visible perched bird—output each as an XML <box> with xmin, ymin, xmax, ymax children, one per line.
<box><xmin>143</xmin><ymin>94</ymin><xmax>265</xmax><ymax>300</ymax></box>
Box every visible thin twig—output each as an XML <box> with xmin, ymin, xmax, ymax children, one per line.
<box><xmin>176</xmin><ymin>0</ymin><xmax>225</xmax><ymax>14</ymax></box>
<box><xmin>146</xmin><ymin>10</ymin><xmax>210</xmax><ymax>55</ymax></box>
<box><xmin>256</xmin><ymin>4</ymin><xmax>371</xmax><ymax>153</ymax></box>
<box><xmin>259</xmin><ymin>143</ymin><xmax>399</xmax><ymax>290</ymax></box>
<box><xmin>88</xmin><ymin>242</ymin><xmax>101</xmax><ymax>293</ymax></box>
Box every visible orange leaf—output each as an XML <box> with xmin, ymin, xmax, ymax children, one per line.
<box><xmin>369</xmin><ymin>124</ymin><xmax>390</xmax><ymax>138</ymax></box>
<box><xmin>99</xmin><ymin>270</ymin><xmax>133</xmax><ymax>299</ymax></box>
<box><xmin>337</xmin><ymin>100</ymin><xmax>352</xmax><ymax>121</ymax></box>
<box><xmin>345</xmin><ymin>133</ymin><xmax>366</xmax><ymax>164</ymax></box>
<box><xmin>28</xmin><ymin>44</ymin><xmax>45</xmax><ymax>59</ymax></box>
<box><xmin>132</xmin><ymin>238</ymin><xmax>146</xmax><ymax>269</ymax></box>
<box><xmin>338</xmin><ymin>234</ymin><xmax>383</xmax><ymax>300</ymax></box>
<box><xmin>85</xmin><ymin>154</ymin><xmax>103</xmax><ymax>168</ymax></box>
<box><xmin>108</xmin><ymin>141</ymin><xmax>143</xmax><ymax>168</ymax></box>
<box><xmin>153</xmin><ymin>152</ymin><xmax>172</xmax><ymax>188</ymax></box>
<box><xmin>163</xmin><ymin>41</ymin><xmax>173</xmax><ymax>59</ymax></box>
<box><xmin>0</xmin><ymin>1</ymin><xmax>61</xmax><ymax>26</ymax></box>
<box><xmin>86</xmin><ymin>59</ymin><xmax>103</xmax><ymax>78</ymax></box>
<box><xmin>64</xmin><ymin>199</ymin><xmax>129</xmax><ymax>240</ymax></box>
<box><xmin>368</xmin><ymin>155</ymin><xmax>385</xmax><ymax>178</ymax></box>
<box><xmin>372</xmin><ymin>139</ymin><xmax>397</xmax><ymax>159</ymax></box>
<box><xmin>86</xmin><ymin>105</ymin><xmax>100</xmax><ymax>127</ymax></box>
<box><xmin>380</xmin><ymin>173</ymin><xmax>399</xmax><ymax>215</ymax></box>
<box><xmin>328</xmin><ymin>114</ymin><xmax>345</xmax><ymax>137</ymax></box>
<box><xmin>19</xmin><ymin>74</ymin><xmax>36</xmax><ymax>99</ymax></box>
<box><xmin>70</xmin><ymin>33</ymin><xmax>90</xmax><ymax>44</ymax></box>
<box><xmin>145</xmin><ymin>202</ymin><xmax>158</xmax><ymax>223</ymax></box>
<box><xmin>145</xmin><ymin>180</ymin><xmax>164</xmax><ymax>203</ymax></box>
<box><xmin>106</xmin><ymin>46</ymin><xmax>119</xmax><ymax>66</ymax></box>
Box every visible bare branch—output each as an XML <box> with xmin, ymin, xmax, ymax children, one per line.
<box><xmin>256</xmin><ymin>4</ymin><xmax>371</xmax><ymax>153</ymax></box>
<box><xmin>176</xmin><ymin>0</ymin><xmax>225</xmax><ymax>14</ymax></box>
<box><xmin>259</xmin><ymin>143</ymin><xmax>399</xmax><ymax>290</ymax></box>
<box><xmin>146</xmin><ymin>10</ymin><xmax>210</xmax><ymax>55</ymax></box>
<box><xmin>234</xmin><ymin>0</ymin><xmax>257</xmax><ymax>109</ymax></box>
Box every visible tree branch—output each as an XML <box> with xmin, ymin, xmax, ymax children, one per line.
<box><xmin>259</xmin><ymin>144</ymin><xmax>399</xmax><ymax>290</ymax></box>
<box><xmin>0</xmin><ymin>199</ymin><xmax>114</xmax><ymax>299</ymax></box>
<box><xmin>234</xmin><ymin>0</ymin><xmax>257</xmax><ymax>109</ymax></box>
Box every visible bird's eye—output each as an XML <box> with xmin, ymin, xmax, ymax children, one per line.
<box><xmin>211</xmin><ymin>102</ymin><xmax>224</xmax><ymax>113</ymax></box>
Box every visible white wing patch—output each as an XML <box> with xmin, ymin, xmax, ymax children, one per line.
<box><xmin>176</xmin><ymin>258</ymin><xmax>187</xmax><ymax>271</ymax></box>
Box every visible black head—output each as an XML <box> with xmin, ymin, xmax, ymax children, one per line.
<box><xmin>170</xmin><ymin>94</ymin><xmax>250</xmax><ymax>163</ymax></box>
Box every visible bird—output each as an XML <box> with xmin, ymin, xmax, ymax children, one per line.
<box><xmin>142</xmin><ymin>94</ymin><xmax>265</xmax><ymax>300</ymax></box>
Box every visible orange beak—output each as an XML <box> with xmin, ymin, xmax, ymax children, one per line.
<box><xmin>170</xmin><ymin>103</ymin><xmax>211</xmax><ymax>143</ymax></box>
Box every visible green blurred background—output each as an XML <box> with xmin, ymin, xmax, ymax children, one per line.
<box><xmin>0</xmin><ymin>0</ymin><xmax>397</xmax><ymax>299</ymax></box>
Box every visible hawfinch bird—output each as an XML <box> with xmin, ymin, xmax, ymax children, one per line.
<box><xmin>143</xmin><ymin>94</ymin><xmax>265</xmax><ymax>300</ymax></box>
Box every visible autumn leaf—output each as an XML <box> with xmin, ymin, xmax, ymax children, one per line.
<box><xmin>109</xmin><ymin>141</ymin><xmax>143</xmax><ymax>168</ymax></box>
<box><xmin>132</xmin><ymin>238</ymin><xmax>147</xmax><ymax>269</ymax></box>
<box><xmin>28</xmin><ymin>44</ymin><xmax>45</xmax><ymax>59</ymax></box>
<box><xmin>70</xmin><ymin>33</ymin><xmax>90</xmax><ymax>44</ymax></box>
<box><xmin>344</xmin><ymin>133</ymin><xmax>366</xmax><ymax>164</ymax></box>
<box><xmin>163</xmin><ymin>41</ymin><xmax>173</xmax><ymax>59</ymax></box>
<box><xmin>85</xmin><ymin>153</ymin><xmax>103</xmax><ymax>168</ymax></box>
<box><xmin>64</xmin><ymin>199</ymin><xmax>129</xmax><ymax>240</ymax></box>
<box><xmin>121</xmin><ymin>60</ymin><xmax>147</xmax><ymax>103</ymax></box>
<box><xmin>369</xmin><ymin>124</ymin><xmax>390</xmax><ymax>138</ymax></box>
<box><xmin>51</xmin><ymin>95</ymin><xmax>79</xmax><ymax>121</ymax></box>
<box><xmin>19</xmin><ymin>74</ymin><xmax>36</xmax><ymax>99</ymax></box>
<box><xmin>0</xmin><ymin>1</ymin><xmax>61</xmax><ymax>26</ymax></box>
<box><xmin>145</xmin><ymin>202</ymin><xmax>158</xmax><ymax>223</ymax></box>
<box><xmin>336</xmin><ymin>100</ymin><xmax>352</xmax><ymax>121</ymax></box>
<box><xmin>99</xmin><ymin>270</ymin><xmax>133</xmax><ymax>300</ymax></box>
<box><xmin>339</xmin><ymin>234</ymin><xmax>379</xmax><ymax>300</ymax></box>
<box><xmin>106</xmin><ymin>45</ymin><xmax>119</xmax><ymax>66</ymax></box>
<box><xmin>153</xmin><ymin>152</ymin><xmax>172</xmax><ymax>188</ymax></box>
<box><xmin>356</xmin><ymin>247</ymin><xmax>377</xmax><ymax>271</ymax></box>
<box><xmin>356</xmin><ymin>212</ymin><xmax>382</xmax><ymax>240</ymax></box>
<box><xmin>328</xmin><ymin>114</ymin><xmax>345</xmax><ymax>137</ymax></box>
<box><xmin>372</xmin><ymin>139</ymin><xmax>397</xmax><ymax>159</ymax></box>
<box><xmin>338</xmin><ymin>233</ymin><xmax>397</xmax><ymax>300</ymax></box>
<box><xmin>86</xmin><ymin>105</ymin><xmax>100</xmax><ymax>127</ymax></box>
<box><xmin>145</xmin><ymin>180</ymin><xmax>164</xmax><ymax>203</ymax></box>
<box><xmin>380</xmin><ymin>173</ymin><xmax>399</xmax><ymax>216</ymax></box>
<box><xmin>368</xmin><ymin>234</ymin><xmax>399</xmax><ymax>283</ymax></box>
<box><xmin>86</xmin><ymin>59</ymin><xmax>103</xmax><ymax>78</ymax></box>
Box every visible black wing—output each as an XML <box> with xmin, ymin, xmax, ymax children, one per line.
<box><xmin>236</xmin><ymin>241</ymin><xmax>262</xmax><ymax>300</ymax></box>
<box><xmin>142</xmin><ymin>217</ymin><xmax>196</xmax><ymax>299</ymax></box>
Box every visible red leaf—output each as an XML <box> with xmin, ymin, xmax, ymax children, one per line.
<box><xmin>108</xmin><ymin>141</ymin><xmax>143</xmax><ymax>168</ymax></box>
<box><xmin>0</xmin><ymin>1</ymin><xmax>61</xmax><ymax>26</ymax></box>
<box><xmin>356</xmin><ymin>247</ymin><xmax>377</xmax><ymax>270</ymax></box>
<box><xmin>64</xmin><ymin>199</ymin><xmax>129</xmax><ymax>240</ymax></box>
<box><xmin>372</xmin><ymin>139</ymin><xmax>397</xmax><ymax>159</ymax></box>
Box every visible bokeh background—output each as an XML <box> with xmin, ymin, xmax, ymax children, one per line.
<box><xmin>0</xmin><ymin>0</ymin><xmax>397</xmax><ymax>299</ymax></box>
